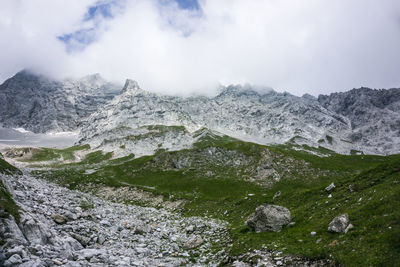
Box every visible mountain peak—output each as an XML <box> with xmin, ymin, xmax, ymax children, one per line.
<box><xmin>121</xmin><ymin>79</ymin><xmax>146</xmax><ymax>95</ymax></box>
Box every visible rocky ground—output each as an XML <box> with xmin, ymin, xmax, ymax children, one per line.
<box><xmin>0</xmin><ymin>173</ymin><xmax>230</xmax><ymax>266</ymax></box>
<box><xmin>0</xmin><ymin>171</ymin><xmax>335</xmax><ymax>266</ymax></box>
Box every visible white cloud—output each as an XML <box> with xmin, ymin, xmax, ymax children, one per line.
<box><xmin>1</xmin><ymin>0</ymin><xmax>400</xmax><ymax>96</ymax></box>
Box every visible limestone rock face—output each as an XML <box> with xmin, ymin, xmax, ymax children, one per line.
<box><xmin>0</xmin><ymin>70</ymin><xmax>120</xmax><ymax>133</ymax></box>
<box><xmin>2</xmin><ymin>70</ymin><xmax>400</xmax><ymax>155</ymax></box>
<box><xmin>80</xmin><ymin>82</ymin><xmax>400</xmax><ymax>155</ymax></box>
<box><xmin>318</xmin><ymin>87</ymin><xmax>400</xmax><ymax>154</ymax></box>
<box><xmin>246</xmin><ymin>204</ymin><xmax>291</xmax><ymax>232</ymax></box>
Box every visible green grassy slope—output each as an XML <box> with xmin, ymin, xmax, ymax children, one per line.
<box><xmin>0</xmin><ymin>158</ymin><xmax>22</xmax><ymax>223</ymax></box>
<box><xmin>30</xmin><ymin>136</ymin><xmax>400</xmax><ymax>266</ymax></box>
<box><xmin>21</xmin><ymin>144</ymin><xmax>90</xmax><ymax>162</ymax></box>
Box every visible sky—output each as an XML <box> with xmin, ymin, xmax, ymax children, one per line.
<box><xmin>1</xmin><ymin>0</ymin><xmax>400</xmax><ymax>96</ymax></box>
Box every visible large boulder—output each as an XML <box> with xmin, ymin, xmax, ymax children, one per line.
<box><xmin>328</xmin><ymin>213</ymin><xmax>351</xmax><ymax>233</ymax></box>
<box><xmin>20</xmin><ymin>214</ymin><xmax>52</xmax><ymax>245</ymax></box>
<box><xmin>246</xmin><ymin>204</ymin><xmax>291</xmax><ymax>232</ymax></box>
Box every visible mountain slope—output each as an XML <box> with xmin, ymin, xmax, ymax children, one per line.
<box><xmin>1</xmin><ymin>71</ymin><xmax>400</xmax><ymax>155</ymax></box>
<box><xmin>318</xmin><ymin>87</ymin><xmax>400</xmax><ymax>154</ymax></box>
<box><xmin>0</xmin><ymin>70</ymin><xmax>120</xmax><ymax>133</ymax></box>
<box><xmin>26</xmin><ymin>135</ymin><xmax>400</xmax><ymax>266</ymax></box>
<box><xmin>80</xmin><ymin>81</ymin><xmax>358</xmax><ymax>155</ymax></box>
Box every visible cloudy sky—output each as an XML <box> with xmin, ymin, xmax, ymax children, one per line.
<box><xmin>1</xmin><ymin>0</ymin><xmax>400</xmax><ymax>96</ymax></box>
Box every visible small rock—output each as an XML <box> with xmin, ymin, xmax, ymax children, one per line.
<box><xmin>4</xmin><ymin>254</ymin><xmax>22</xmax><ymax>266</ymax></box>
<box><xmin>328</xmin><ymin>194</ymin><xmax>332</xmax><ymax>198</ymax></box>
<box><xmin>64</xmin><ymin>211</ymin><xmax>77</xmax><ymax>221</ymax></box>
<box><xmin>52</xmin><ymin>214</ymin><xmax>68</xmax><ymax>224</ymax></box>
<box><xmin>134</xmin><ymin>225</ymin><xmax>149</xmax><ymax>235</ymax></box>
<box><xmin>70</xmin><ymin>233</ymin><xmax>91</xmax><ymax>247</ymax></box>
<box><xmin>5</xmin><ymin>246</ymin><xmax>24</xmax><ymax>258</ymax></box>
<box><xmin>344</xmin><ymin>223</ymin><xmax>354</xmax><ymax>233</ymax></box>
<box><xmin>183</xmin><ymin>236</ymin><xmax>203</xmax><ymax>249</ymax></box>
<box><xmin>98</xmin><ymin>235</ymin><xmax>106</xmax><ymax>245</ymax></box>
<box><xmin>18</xmin><ymin>259</ymin><xmax>45</xmax><ymax>267</ymax></box>
<box><xmin>74</xmin><ymin>207</ymin><xmax>82</xmax><ymax>213</ymax></box>
<box><xmin>100</xmin><ymin>219</ymin><xmax>111</xmax><ymax>227</ymax></box>
<box><xmin>325</xmin><ymin>183</ymin><xmax>335</xmax><ymax>192</ymax></box>
<box><xmin>186</xmin><ymin>225</ymin><xmax>195</xmax><ymax>233</ymax></box>
<box><xmin>311</xmin><ymin>231</ymin><xmax>317</xmax><ymax>237</ymax></box>
<box><xmin>328</xmin><ymin>213</ymin><xmax>350</xmax><ymax>233</ymax></box>
<box><xmin>77</xmin><ymin>249</ymin><xmax>106</xmax><ymax>260</ymax></box>
<box><xmin>348</xmin><ymin>185</ymin><xmax>354</xmax><ymax>192</ymax></box>
<box><xmin>52</xmin><ymin>259</ymin><xmax>63</xmax><ymax>265</ymax></box>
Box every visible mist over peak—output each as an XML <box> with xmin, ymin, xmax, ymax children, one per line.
<box><xmin>2</xmin><ymin>0</ymin><xmax>400</xmax><ymax>96</ymax></box>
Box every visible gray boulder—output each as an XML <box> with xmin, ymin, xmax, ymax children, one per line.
<box><xmin>76</xmin><ymin>248</ymin><xmax>107</xmax><ymax>260</ymax></box>
<box><xmin>4</xmin><ymin>254</ymin><xmax>22</xmax><ymax>267</ymax></box>
<box><xmin>2</xmin><ymin>217</ymin><xmax>28</xmax><ymax>246</ymax></box>
<box><xmin>246</xmin><ymin>204</ymin><xmax>291</xmax><ymax>232</ymax></box>
<box><xmin>183</xmin><ymin>236</ymin><xmax>203</xmax><ymax>249</ymax></box>
<box><xmin>18</xmin><ymin>259</ymin><xmax>45</xmax><ymax>267</ymax></box>
<box><xmin>328</xmin><ymin>213</ymin><xmax>350</xmax><ymax>233</ymax></box>
<box><xmin>20</xmin><ymin>214</ymin><xmax>52</xmax><ymax>245</ymax></box>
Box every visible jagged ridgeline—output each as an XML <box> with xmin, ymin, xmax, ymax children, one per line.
<box><xmin>1</xmin><ymin>70</ymin><xmax>400</xmax><ymax>266</ymax></box>
<box><xmin>1</xmin><ymin>70</ymin><xmax>400</xmax><ymax>154</ymax></box>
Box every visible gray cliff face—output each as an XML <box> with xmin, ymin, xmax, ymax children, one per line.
<box><xmin>0</xmin><ymin>70</ymin><xmax>120</xmax><ymax>133</ymax></box>
<box><xmin>318</xmin><ymin>87</ymin><xmax>400</xmax><ymax>154</ymax></box>
<box><xmin>181</xmin><ymin>85</ymin><xmax>351</xmax><ymax>145</ymax></box>
<box><xmin>80</xmin><ymin>82</ymin><xmax>354</xmax><ymax>155</ymax></box>
<box><xmin>1</xmin><ymin>71</ymin><xmax>399</xmax><ymax>155</ymax></box>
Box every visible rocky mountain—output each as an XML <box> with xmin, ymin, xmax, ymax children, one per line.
<box><xmin>318</xmin><ymin>87</ymin><xmax>400</xmax><ymax>154</ymax></box>
<box><xmin>0</xmin><ymin>70</ymin><xmax>120</xmax><ymax>133</ymax></box>
<box><xmin>81</xmin><ymin>79</ymin><xmax>400</xmax><ymax>155</ymax></box>
<box><xmin>1</xmin><ymin>71</ymin><xmax>399</xmax><ymax>155</ymax></box>
<box><xmin>79</xmin><ymin>79</ymin><xmax>354</xmax><ymax>156</ymax></box>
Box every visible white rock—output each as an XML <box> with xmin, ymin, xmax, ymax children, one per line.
<box><xmin>311</xmin><ymin>231</ymin><xmax>317</xmax><ymax>237</ymax></box>
<box><xmin>325</xmin><ymin>183</ymin><xmax>335</xmax><ymax>192</ymax></box>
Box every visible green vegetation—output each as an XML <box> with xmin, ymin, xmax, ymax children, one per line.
<box><xmin>80</xmin><ymin>151</ymin><xmax>113</xmax><ymax>164</ymax></box>
<box><xmin>30</xmin><ymin>136</ymin><xmax>400</xmax><ymax>266</ymax></box>
<box><xmin>326</xmin><ymin>135</ymin><xmax>333</xmax><ymax>145</ymax></box>
<box><xmin>269</xmin><ymin>143</ymin><xmax>395</xmax><ymax>172</ymax></box>
<box><xmin>230</xmin><ymin>159</ymin><xmax>400</xmax><ymax>266</ymax></box>
<box><xmin>80</xmin><ymin>200</ymin><xmax>94</xmax><ymax>211</ymax></box>
<box><xmin>0</xmin><ymin>157</ymin><xmax>22</xmax><ymax>175</ymax></box>
<box><xmin>123</xmin><ymin>125</ymin><xmax>187</xmax><ymax>142</ymax></box>
<box><xmin>21</xmin><ymin>144</ymin><xmax>90</xmax><ymax>162</ymax></box>
<box><xmin>0</xmin><ymin>158</ymin><xmax>22</xmax><ymax>223</ymax></box>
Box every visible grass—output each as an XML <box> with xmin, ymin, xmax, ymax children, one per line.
<box><xmin>21</xmin><ymin>144</ymin><xmax>90</xmax><ymax>162</ymax></box>
<box><xmin>0</xmin><ymin>157</ymin><xmax>22</xmax><ymax>175</ymax></box>
<box><xmin>269</xmin><ymin>143</ymin><xmax>394</xmax><ymax>172</ymax></box>
<box><xmin>0</xmin><ymin>158</ymin><xmax>22</xmax><ymax>224</ymax></box>
<box><xmin>229</xmin><ymin>160</ymin><xmax>400</xmax><ymax>265</ymax></box>
<box><xmin>80</xmin><ymin>151</ymin><xmax>113</xmax><ymax>164</ymax></box>
<box><xmin>30</xmin><ymin>136</ymin><xmax>400</xmax><ymax>266</ymax></box>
